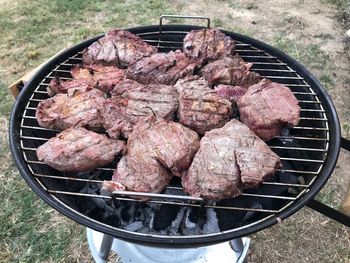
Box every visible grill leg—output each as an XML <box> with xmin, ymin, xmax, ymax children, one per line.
<box><xmin>99</xmin><ymin>234</ymin><xmax>114</xmax><ymax>261</ymax></box>
<box><xmin>230</xmin><ymin>238</ymin><xmax>250</xmax><ymax>263</ymax></box>
<box><xmin>86</xmin><ymin>228</ymin><xmax>114</xmax><ymax>263</ymax></box>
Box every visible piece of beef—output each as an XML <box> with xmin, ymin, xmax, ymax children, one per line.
<box><xmin>183</xmin><ymin>28</ymin><xmax>235</xmax><ymax>62</ymax></box>
<box><xmin>182</xmin><ymin>119</ymin><xmax>281</xmax><ymax>200</ymax></box>
<box><xmin>214</xmin><ymin>84</ymin><xmax>248</xmax><ymax>103</ymax></box>
<box><xmin>102</xmin><ymin>99</ymin><xmax>134</xmax><ymax>139</ymax></box>
<box><xmin>237</xmin><ymin>78</ymin><xmax>300</xmax><ymax>141</ymax></box>
<box><xmin>199</xmin><ymin>54</ymin><xmax>261</xmax><ymax>87</ymax></box>
<box><xmin>48</xmin><ymin>77</ymin><xmax>95</xmax><ymax>97</ymax></box>
<box><xmin>102</xmin><ymin>79</ymin><xmax>179</xmax><ymax>139</ymax></box>
<box><xmin>104</xmin><ymin>116</ymin><xmax>200</xmax><ymax>193</ymax></box>
<box><xmin>36</xmin><ymin>87</ymin><xmax>106</xmax><ymax>130</ymax></box>
<box><xmin>70</xmin><ymin>67</ymin><xmax>92</xmax><ymax>79</ymax></box>
<box><xmin>88</xmin><ymin>65</ymin><xmax>125</xmax><ymax>93</ymax></box>
<box><xmin>48</xmin><ymin>65</ymin><xmax>125</xmax><ymax>96</ymax></box>
<box><xmin>174</xmin><ymin>76</ymin><xmax>233</xmax><ymax>135</ymax></box>
<box><xmin>36</xmin><ymin>127</ymin><xmax>125</xmax><ymax>172</ymax></box>
<box><xmin>111</xmin><ymin>156</ymin><xmax>172</xmax><ymax>193</ymax></box>
<box><xmin>82</xmin><ymin>29</ymin><xmax>157</xmax><ymax>67</ymax></box>
<box><xmin>126</xmin><ymin>50</ymin><xmax>200</xmax><ymax>85</ymax></box>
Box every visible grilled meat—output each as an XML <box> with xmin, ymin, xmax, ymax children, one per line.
<box><xmin>36</xmin><ymin>127</ymin><xmax>125</xmax><ymax>172</ymax></box>
<box><xmin>111</xmin><ymin>156</ymin><xmax>172</xmax><ymax>194</ymax></box>
<box><xmin>237</xmin><ymin>78</ymin><xmax>300</xmax><ymax>141</ymax></box>
<box><xmin>214</xmin><ymin>84</ymin><xmax>248</xmax><ymax>103</ymax></box>
<box><xmin>48</xmin><ymin>77</ymin><xmax>94</xmax><ymax>97</ymax></box>
<box><xmin>106</xmin><ymin>116</ymin><xmax>200</xmax><ymax>193</ymax></box>
<box><xmin>126</xmin><ymin>50</ymin><xmax>199</xmax><ymax>85</ymax></box>
<box><xmin>102</xmin><ymin>79</ymin><xmax>179</xmax><ymax>139</ymax></box>
<box><xmin>182</xmin><ymin>119</ymin><xmax>281</xmax><ymax>200</ymax></box>
<box><xmin>36</xmin><ymin>87</ymin><xmax>106</xmax><ymax>130</ymax></box>
<box><xmin>199</xmin><ymin>54</ymin><xmax>261</xmax><ymax>87</ymax></box>
<box><xmin>85</xmin><ymin>64</ymin><xmax>125</xmax><ymax>93</ymax></box>
<box><xmin>82</xmin><ymin>29</ymin><xmax>157</xmax><ymax>67</ymax></box>
<box><xmin>48</xmin><ymin>64</ymin><xmax>125</xmax><ymax>96</ymax></box>
<box><xmin>183</xmin><ymin>28</ymin><xmax>235</xmax><ymax>62</ymax></box>
<box><xmin>175</xmin><ymin>76</ymin><xmax>233</xmax><ymax>135</ymax></box>
<box><xmin>102</xmin><ymin>99</ymin><xmax>134</xmax><ymax>139</ymax></box>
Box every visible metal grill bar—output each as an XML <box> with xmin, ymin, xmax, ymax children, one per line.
<box><xmin>25</xmin><ymin>96</ymin><xmax>324</xmax><ymax>104</ymax></box>
<box><xmin>277</xmin><ymin>169</ymin><xmax>319</xmax><ymax>174</ymax></box>
<box><xmin>20</xmin><ymin>117</ymin><xmax>329</xmax><ymax>134</ymax></box>
<box><xmin>269</xmin><ymin>146</ymin><xmax>326</xmax><ymax>152</ymax></box>
<box><xmin>21</xmin><ymin>145</ymin><xmax>327</xmax><ymax>153</ymax></box>
<box><xmin>47</xmin><ymin>190</ymin><xmax>278</xmax><ymax>213</ymax></box>
<box><xmin>46</xmin><ymin>190</ymin><xmax>281</xmax><ymax>213</ymax></box>
<box><xmin>31</xmin><ymin>173</ymin><xmax>310</xmax><ymax>188</ymax></box>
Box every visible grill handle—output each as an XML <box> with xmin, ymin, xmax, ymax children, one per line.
<box><xmin>158</xmin><ymin>15</ymin><xmax>210</xmax><ymax>44</ymax></box>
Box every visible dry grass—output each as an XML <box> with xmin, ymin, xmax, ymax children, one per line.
<box><xmin>0</xmin><ymin>0</ymin><xmax>349</xmax><ymax>262</ymax></box>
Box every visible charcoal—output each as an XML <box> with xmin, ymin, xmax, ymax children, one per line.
<box><xmin>216</xmin><ymin>196</ymin><xmax>257</xmax><ymax>231</ymax></box>
<box><xmin>153</xmin><ymin>204</ymin><xmax>181</xmax><ymax>231</ymax></box>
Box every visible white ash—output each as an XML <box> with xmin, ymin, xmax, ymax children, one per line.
<box><xmin>124</xmin><ymin>221</ymin><xmax>143</xmax><ymax>232</ymax></box>
<box><xmin>203</xmin><ymin>208</ymin><xmax>220</xmax><ymax>234</ymax></box>
<box><xmin>168</xmin><ymin>207</ymin><xmax>186</xmax><ymax>235</ymax></box>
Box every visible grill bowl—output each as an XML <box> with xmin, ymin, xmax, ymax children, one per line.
<box><xmin>9</xmin><ymin>24</ymin><xmax>341</xmax><ymax>247</ymax></box>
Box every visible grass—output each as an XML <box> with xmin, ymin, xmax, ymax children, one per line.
<box><xmin>273</xmin><ymin>36</ymin><xmax>335</xmax><ymax>90</ymax></box>
<box><xmin>0</xmin><ymin>0</ymin><xmax>349</xmax><ymax>262</ymax></box>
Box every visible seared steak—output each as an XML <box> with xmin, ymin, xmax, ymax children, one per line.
<box><xmin>102</xmin><ymin>99</ymin><xmax>134</xmax><ymax>139</ymax></box>
<box><xmin>182</xmin><ymin>119</ymin><xmax>281</xmax><ymax>200</ymax></box>
<box><xmin>126</xmin><ymin>50</ymin><xmax>199</xmax><ymax>85</ymax></box>
<box><xmin>36</xmin><ymin>87</ymin><xmax>106</xmax><ymax>130</ymax></box>
<box><xmin>48</xmin><ymin>64</ymin><xmax>125</xmax><ymax>96</ymax></box>
<box><xmin>214</xmin><ymin>84</ymin><xmax>248</xmax><ymax>103</ymax></box>
<box><xmin>102</xmin><ymin>79</ymin><xmax>179</xmax><ymax>139</ymax></box>
<box><xmin>175</xmin><ymin>76</ymin><xmax>233</xmax><ymax>135</ymax></box>
<box><xmin>82</xmin><ymin>29</ymin><xmax>157</xmax><ymax>67</ymax></box>
<box><xmin>106</xmin><ymin>116</ymin><xmax>200</xmax><ymax>193</ymax></box>
<box><xmin>237</xmin><ymin>78</ymin><xmax>300</xmax><ymax>140</ymax></box>
<box><xmin>85</xmin><ymin>64</ymin><xmax>125</xmax><ymax>93</ymax></box>
<box><xmin>199</xmin><ymin>54</ymin><xmax>261</xmax><ymax>87</ymax></box>
<box><xmin>183</xmin><ymin>28</ymin><xmax>235</xmax><ymax>62</ymax></box>
<box><xmin>48</xmin><ymin>77</ymin><xmax>94</xmax><ymax>97</ymax></box>
<box><xmin>37</xmin><ymin>127</ymin><xmax>125</xmax><ymax>172</ymax></box>
<box><xmin>111</xmin><ymin>156</ymin><xmax>172</xmax><ymax>193</ymax></box>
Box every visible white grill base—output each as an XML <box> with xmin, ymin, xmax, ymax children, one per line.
<box><xmin>87</xmin><ymin>228</ymin><xmax>250</xmax><ymax>263</ymax></box>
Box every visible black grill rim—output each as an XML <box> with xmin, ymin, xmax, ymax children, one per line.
<box><xmin>9</xmin><ymin>24</ymin><xmax>341</xmax><ymax>247</ymax></box>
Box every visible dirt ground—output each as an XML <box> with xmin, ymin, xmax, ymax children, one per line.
<box><xmin>1</xmin><ymin>0</ymin><xmax>350</xmax><ymax>262</ymax></box>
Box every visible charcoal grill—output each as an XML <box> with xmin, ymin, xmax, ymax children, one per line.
<box><xmin>9</xmin><ymin>15</ymin><xmax>350</xmax><ymax>260</ymax></box>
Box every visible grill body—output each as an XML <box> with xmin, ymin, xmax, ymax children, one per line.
<box><xmin>9</xmin><ymin>25</ymin><xmax>341</xmax><ymax>247</ymax></box>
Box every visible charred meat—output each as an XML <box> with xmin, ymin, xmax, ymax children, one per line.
<box><xmin>82</xmin><ymin>29</ymin><xmax>157</xmax><ymax>67</ymax></box>
<box><xmin>175</xmin><ymin>76</ymin><xmax>233</xmax><ymax>135</ymax></box>
<box><xmin>183</xmin><ymin>28</ymin><xmax>235</xmax><ymax>62</ymax></box>
<box><xmin>102</xmin><ymin>79</ymin><xmax>179</xmax><ymax>139</ymax></box>
<box><xmin>48</xmin><ymin>64</ymin><xmax>125</xmax><ymax>96</ymax></box>
<box><xmin>237</xmin><ymin>78</ymin><xmax>300</xmax><ymax>141</ymax></box>
<box><xmin>37</xmin><ymin>127</ymin><xmax>125</xmax><ymax>172</ymax></box>
<box><xmin>36</xmin><ymin>87</ymin><xmax>106</xmax><ymax>130</ymax></box>
<box><xmin>182</xmin><ymin>119</ymin><xmax>281</xmax><ymax>200</ymax></box>
<box><xmin>214</xmin><ymin>84</ymin><xmax>248</xmax><ymax>103</ymax></box>
<box><xmin>126</xmin><ymin>50</ymin><xmax>199</xmax><ymax>85</ymax></box>
<box><xmin>199</xmin><ymin>54</ymin><xmax>261</xmax><ymax>87</ymax></box>
<box><xmin>106</xmin><ymin>116</ymin><xmax>200</xmax><ymax>193</ymax></box>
